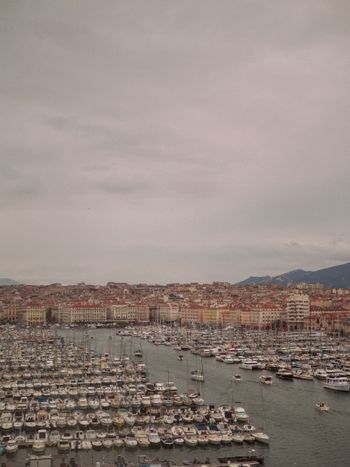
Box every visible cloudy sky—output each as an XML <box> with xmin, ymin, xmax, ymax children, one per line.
<box><xmin>0</xmin><ymin>0</ymin><xmax>349</xmax><ymax>284</ymax></box>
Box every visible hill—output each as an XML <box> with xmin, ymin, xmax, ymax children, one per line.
<box><xmin>237</xmin><ymin>262</ymin><xmax>350</xmax><ymax>288</ymax></box>
<box><xmin>0</xmin><ymin>278</ymin><xmax>19</xmax><ymax>286</ymax></box>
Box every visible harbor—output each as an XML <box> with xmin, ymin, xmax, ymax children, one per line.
<box><xmin>0</xmin><ymin>325</ymin><xmax>349</xmax><ymax>466</ymax></box>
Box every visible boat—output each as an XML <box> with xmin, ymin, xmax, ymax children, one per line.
<box><xmin>218</xmin><ymin>455</ymin><xmax>264</xmax><ymax>466</ymax></box>
<box><xmin>191</xmin><ymin>369</ymin><xmax>204</xmax><ymax>382</ymax></box>
<box><xmin>148</xmin><ymin>429</ymin><xmax>161</xmax><ymax>447</ymax></box>
<box><xmin>276</xmin><ymin>369</ymin><xmax>294</xmax><ymax>380</ymax></box>
<box><xmin>315</xmin><ymin>402</ymin><xmax>329</xmax><ymax>412</ymax></box>
<box><xmin>191</xmin><ymin>358</ymin><xmax>205</xmax><ymax>382</ymax></box>
<box><xmin>233</xmin><ymin>374</ymin><xmax>241</xmax><ymax>382</ymax></box>
<box><xmin>32</xmin><ymin>440</ymin><xmax>46</xmax><ymax>453</ymax></box>
<box><xmin>235</xmin><ymin>406</ymin><xmax>249</xmax><ymax>422</ymax></box>
<box><xmin>253</xmin><ymin>431</ymin><xmax>270</xmax><ymax>444</ymax></box>
<box><xmin>259</xmin><ymin>375</ymin><xmax>272</xmax><ymax>385</ymax></box>
<box><xmin>134</xmin><ymin>347</ymin><xmax>143</xmax><ymax>358</ymax></box>
<box><xmin>57</xmin><ymin>440</ymin><xmax>70</xmax><ymax>452</ymax></box>
<box><xmin>239</xmin><ymin>359</ymin><xmax>259</xmax><ymax>370</ymax></box>
<box><xmin>5</xmin><ymin>439</ymin><xmax>18</xmax><ymax>454</ymax></box>
<box><xmin>324</xmin><ymin>376</ymin><xmax>350</xmax><ymax>392</ymax></box>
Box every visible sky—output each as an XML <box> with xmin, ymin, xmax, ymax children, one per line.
<box><xmin>0</xmin><ymin>0</ymin><xmax>349</xmax><ymax>285</ymax></box>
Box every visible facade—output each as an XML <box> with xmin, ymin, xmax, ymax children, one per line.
<box><xmin>180</xmin><ymin>307</ymin><xmax>203</xmax><ymax>324</ymax></box>
<box><xmin>221</xmin><ymin>309</ymin><xmax>241</xmax><ymax>326</ymax></box>
<box><xmin>60</xmin><ymin>305</ymin><xmax>107</xmax><ymax>323</ymax></box>
<box><xmin>150</xmin><ymin>304</ymin><xmax>179</xmax><ymax>322</ymax></box>
<box><xmin>240</xmin><ymin>310</ymin><xmax>252</xmax><ymax>327</ymax></box>
<box><xmin>250</xmin><ymin>308</ymin><xmax>283</xmax><ymax>328</ymax></box>
<box><xmin>287</xmin><ymin>293</ymin><xmax>310</xmax><ymax>329</ymax></box>
<box><xmin>110</xmin><ymin>305</ymin><xmax>150</xmax><ymax>323</ymax></box>
<box><xmin>21</xmin><ymin>306</ymin><xmax>46</xmax><ymax>325</ymax></box>
<box><xmin>3</xmin><ymin>303</ymin><xmax>21</xmax><ymax>322</ymax></box>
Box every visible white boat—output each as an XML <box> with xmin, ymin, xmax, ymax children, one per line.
<box><xmin>259</xmin><ymin>375</ymin><xmax>273</xmax><ymax>385</ymax></box>
<box><xmin>239</xmin><ymin>359</ymin><xmax>259</xmax><ymax>370</ymax></box>
<box><xmin>124</xmin><ymin>435</ymin><xmax>138</xmax><ymax>448</ymax></box>
<box><xmin>223</xmin><ymin>355</ymin><xmax>235</xmax><ymax>364</ymax></box>
<box><xmin>191</xmin><ymin>357</ymin><xmax>205</xmax><ymax>381</ymax></box>
<box><xmin>233</xmin><ymin>374</ymin><xmax>241</xmax><ymax>382</ymax></box>
<box><xmin>315</xmin><ymin>402</ymin><xmax>329</xmax><ymax>412</ymax></box>
<box><xmin>324</xmin><ymin>376</ymin><xmax>350</xmax><ymax>392</ymax></box>
<box><xmin>5</xmin><ymin>439</ymin><xmax>18</xmax><ymax>454</ymax></box>
<box><xmin>32</xmin><ymin>440</ymin><xmax>46</xmax><ymax>453</ymax></box>
<box><xmin>191</xmin><ymin>369</ymin><xmax>204</xmax><ymax>382</ymax></box>
<box><xmin>148</xmin><ymin>430</ymin><xmax>161</xmax><ymax>447</ymax></box>
<box><xmin>253</xmin><ymin>431</ymin><xmax>270</xmax><ymax>444</ymax></box>
<box><xmin>314</xmin><ymin>369</ymin><xmax>328</xmax><ymax>380</ymax></box>
<box><xmin>235</xmin><ymin>406</ymin><xmax>249</xmax><ymax>422</ymax></box>
<box><xmin>57</xmin><ymin>440</ymin><xmax>70</xmax><ymax>452</ymax></box>
<box><xmin>232</xmin><ymin>433</ymin><xmax>244</xmax><ymax>444</ymax></box>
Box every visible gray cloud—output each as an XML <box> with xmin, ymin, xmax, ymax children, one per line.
<box><xmin>0</xmin><ymin>0</ymin><xmax>349</xmax><ymax>283</ymax></box>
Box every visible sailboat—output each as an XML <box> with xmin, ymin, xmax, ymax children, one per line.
<box><xmin>191</xmin><ymin>357</ymin><xmax>204</xmax><ymax>382</ymax></box>
<box><xmin>253</xmin><ymin>377</ymin><xmax>270</xmax><ymax>444</ymax></box>
<box><xmin>134</xmin><ymin>341</ymin><xmax>143</xmax><ymax>358</ymax></box>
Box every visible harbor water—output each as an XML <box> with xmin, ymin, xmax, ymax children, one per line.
<box><xmin>2</xmin><ymin>328</ymin><xmax>350</xmax><ymax>467</ymax></box>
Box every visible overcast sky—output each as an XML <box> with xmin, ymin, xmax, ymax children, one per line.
<box><xmin>0</xmin><ymin>0</ymin><xmax>349</xmax><ymax>284</ymax></box>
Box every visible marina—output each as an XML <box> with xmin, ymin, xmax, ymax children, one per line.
<box><xmin>0</xmin><ymin>325</ymin><xmax>349</xmax><ymax>466</ymax></box>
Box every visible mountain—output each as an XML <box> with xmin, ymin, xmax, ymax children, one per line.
<box><xmin>237</xmin><ymin>262</ymin><xmax>350</xmax><ymax>288</ymax></box>
<box><xmin>0</xmin><ymin>278</ymin><xmax>19</xmax><ymax>286</ymax></box>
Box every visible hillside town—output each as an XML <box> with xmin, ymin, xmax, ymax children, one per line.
<box><xmin>0</xmin><ymin>282</ymin><xmax>349</xmax><ymax>335</ymax></box>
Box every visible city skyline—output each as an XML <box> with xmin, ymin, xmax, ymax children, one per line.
<box><xmin>1</xmin><ymin>1</ymin><xmax>349</xmax><ymax>284</ymax></box>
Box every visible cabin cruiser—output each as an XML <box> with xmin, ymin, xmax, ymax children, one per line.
<box><xmin>239</xmin><ymin>359</ymin><xmax>259</xmax><ymax>370</ymax></box>
<box><xmin>324</xmin><ymin>376</ymin><xmax>350</xmax><ymax>392</ymax></box>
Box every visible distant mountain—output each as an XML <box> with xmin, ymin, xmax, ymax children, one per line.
<box><xmin>237</xmin><ymin>262</ymin><xmax>350</xmax><ymax>288</ymax></box>
<box><xmin>0</xmin><ymin>278</ymin><xmax>19</xmax><ymax>286</ymax></box>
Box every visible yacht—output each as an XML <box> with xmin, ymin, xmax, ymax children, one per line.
<box><xmin>239</xmin><ymin>359</ymin><xmax>259</xmax><ymax>370</ymax></box>
<box><xmin>324</xmin><ymin>376</ymin><xmax>350</xmax><ymax>392</ymax></box>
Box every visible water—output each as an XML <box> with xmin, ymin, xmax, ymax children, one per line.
<box><xmin>3</xmin><ymin>328</ymin><xmax>349</xmax><ymax>466</ymax></box>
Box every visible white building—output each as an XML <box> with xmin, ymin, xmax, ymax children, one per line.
<box><xmin>287</xmin><ymin>293</ymin><xmax>310</xmax><ymax>329</ymax></box>
<box><xmin>110</xmin><ymin>305</ymin><xmax>149</xmax><ymax>323</ymax></box>
<box><xmin>250</xmin><ymin>308</ymin><xmax>283</xmax><ymax>328</ymax></box>
<box><xmin>60</xmin><ymin>305</ymin><xmax>107</xmax><ymax>323</ymax></box>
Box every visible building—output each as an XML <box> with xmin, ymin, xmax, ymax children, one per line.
<box><xmin>287</xmin><ymin>293</ymin><xmax>310</xmax><ymax>329</ymax></box>
<box><xmin>3</xmin><ymin>303</ymin><xmax>21</xmax><ymax>322</ymax></box>
<box><xmin>110</xmin><ymin>305</ymin><xmax>150</xmax><ymax>323</ymax></box>
<box><xmin>60</xmin><ymin>304</ymin><xmax>107</xmax><ymax>323</ymax></box>
<box><xmin>221</xmin><ymin>309</ymin><xmax>241</xmax><ymax>327</ymax></box>
<box><xmin>149</xmin><ymin>304</ymin><xmax>179</xmax><ymax>323</ymax></box>
<box><xmin>250</xmin><ymin>308</ymin><xmax>283</xmax><ymax>328</ymax></box>
<box><xmin>180</xmin><ymin>307</ymin><xmax>203</xmax><ymax>324</ymax></box>
<box><xmin>21</xmin><ymin>306</ymin><xmax>46</xmax><ymax>325</ymax></box>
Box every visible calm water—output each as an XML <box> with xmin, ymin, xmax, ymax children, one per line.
<box><xmin>3</xmin><ymin>328</ymin><xmax>350</xmax><ymax>467</ymax></box>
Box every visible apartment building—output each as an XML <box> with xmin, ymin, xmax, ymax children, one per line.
<box><xmin>60</xmin><ymin>304</ymin><xmax>107</xmax><ymax>323</ymax></box>
<box><xmin>287</xmin><ymin>293</ymin><xmax>310</xmax><ymax>329</ymax></box>
<box><xmin>250</xmin><ymin>308</ymin><xmax>283</xmax><ymax>328</ymax></box>
<box><xmin>21</xmin><ymin>306</ymin><xmax>46</xmax><ymax>325</ymax></box>
<box><xmin>110</xmin><ymin>304</ymin><xmax>150</xmax><ymax>323</ymax></box>
<box><xmin>180</xmin><ymin>307</ymin><xmax>203</xmax><ymax>324</ymax></box>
